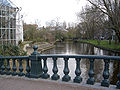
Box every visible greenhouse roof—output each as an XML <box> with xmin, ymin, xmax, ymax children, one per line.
<box><xmin>0</xmin><ymin>0</ymin><xmax>16</xmax><ymax>8</ymax></box>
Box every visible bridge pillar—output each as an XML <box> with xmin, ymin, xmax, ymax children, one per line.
<box><xmin>29</xmin><ymin>45</ymin><xmax>42</xmax><ymax>78</ymax></box>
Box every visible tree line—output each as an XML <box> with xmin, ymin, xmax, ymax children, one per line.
<box><xmin>77</xmin><ymin>0</ymin><xmax>120</xmax><ymax>42</ymax></box>
<box><xmin>23</xmin><ymin>21</ymin><xmax>78</xmax><ymax>43</ymax></box>
<box><xmin>24</xmin><ymin>0</ymin><xmax>120</xmax><ymax>43</ymax></box>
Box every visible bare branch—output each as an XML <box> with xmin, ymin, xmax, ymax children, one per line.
<box><xmin>87</xmin><ymin>0</ymin><xmax>108</xmax><ymax>15</ymax></box>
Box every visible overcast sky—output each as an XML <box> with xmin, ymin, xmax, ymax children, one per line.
<box><xmin>11</xmin><ymin>0</ymin><xmax>88</xmax><ymax>26</ymax></box>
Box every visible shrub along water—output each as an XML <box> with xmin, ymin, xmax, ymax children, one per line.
<box><xmin>0</xmin><ymin>44</ymin><xmax>27</xmax><ymax>56</ymax></box>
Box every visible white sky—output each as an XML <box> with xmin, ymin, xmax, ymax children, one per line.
<box><xmin>11</xmin><ymin>0</ymin><xmax>88</xmax><ymax>26</ymax></box>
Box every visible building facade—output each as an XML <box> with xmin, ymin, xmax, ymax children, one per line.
<box><xmin>0</xmin><ymin>0</ymin><xmax>23</xmax><ymax>45</ymax></box>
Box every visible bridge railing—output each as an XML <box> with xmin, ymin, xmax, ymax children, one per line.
<box><xmin>0</xmin><ymin>45</ymin><xmax>120</xmax><ymax>89</ymax></box>
<box><xmin>0</xmin><ymin>56</ymin><xmax>30</xmax><ymax>77</ymax></box>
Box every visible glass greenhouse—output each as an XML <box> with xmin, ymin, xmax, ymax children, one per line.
<box><xmin>0</xmin><ymin>0</ymin><xmax>23</xmax><ymax>45</ymax></box>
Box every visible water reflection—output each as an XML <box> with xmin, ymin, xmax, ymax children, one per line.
<box><xmin>42</xmin><ymin>41</ymin><xmax>119</xmax><ymax>84</ymax></box>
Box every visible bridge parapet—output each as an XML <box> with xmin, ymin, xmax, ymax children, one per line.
<box><xmin>0</xmin><ymin>45</ymin><xmax>120</xmax><ymax>89</ymax></box>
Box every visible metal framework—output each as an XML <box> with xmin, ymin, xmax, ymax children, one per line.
<box><xmin>0</xmin><ymin>0</ymin><xmax>23</xmax><ymax>46</ymax></box>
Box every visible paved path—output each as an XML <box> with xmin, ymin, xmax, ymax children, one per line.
<box><xmin>0</xmin><ymin>76</ymin><xmax>117</xmax><ymax>90</ymax></box>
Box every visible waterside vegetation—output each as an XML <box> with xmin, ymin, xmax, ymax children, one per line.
<box><xmin>78</xmin><ymin>40</ymin><xmax>120</xmax><ymax>52</ymax></box>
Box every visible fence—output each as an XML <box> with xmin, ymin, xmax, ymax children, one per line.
<box><xmin>0</xmin><ymin>45</ymin><xmax>120</xmax><ymax>89</ymax></box>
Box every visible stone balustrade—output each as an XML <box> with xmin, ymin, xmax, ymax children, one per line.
<box><xmin>0</xmin><ymin>45</ymin><xmax>120</xmax><ymax>89</ymax></box>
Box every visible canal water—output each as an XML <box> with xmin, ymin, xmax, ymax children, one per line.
<box><xmin>42</xmin><ymin>41</ymin><xmax>119</xmax><ymax>84</ymax></box>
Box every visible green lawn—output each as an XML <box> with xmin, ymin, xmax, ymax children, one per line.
<box><xmin>79</xmin><ymin>40</ymin><xmax>120</xmax><ymax>50</ymax></box>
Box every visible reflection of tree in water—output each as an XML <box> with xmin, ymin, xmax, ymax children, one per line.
<box><xmin>110</xmin><ymin>60</ymin><xmax>119</xmax><ymax>85</ymax></box>
<box><xmin>89</xmin><ymin>45</ymin><xmax>104</xmax><ymax>83</ymax></box>
<box><xmin>110</xmin><ymin>53</ymin><xmax>120</xmax><ymax>85</ymax></box>
<box><xmin>80</xmin><ymin>44</ymin><xmax>94</xmax><ymax>82</ymax></box>
<box><xmin>94</xmin><ymin>60</ymin><xmax>104</xmax><ymax>82</ymax></box>
<box><xmin>81</xmin><ymin>58</ymin><xmax>89</xmax><ymax>83</ymax></box>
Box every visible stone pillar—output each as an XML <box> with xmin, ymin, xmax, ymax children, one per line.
<box><xmin>29</xmin><ymin>45</ymin><xmax>42</xmax><ymax>78</ymax></box>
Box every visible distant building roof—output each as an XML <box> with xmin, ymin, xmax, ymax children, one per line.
<box><xmin>0</xmin><ymin>0</ymin><xmax>16</xmax><ymax>8</ymax></box>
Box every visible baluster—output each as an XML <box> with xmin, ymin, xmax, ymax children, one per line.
<box><xmin>0</xmin><ymin>59</ymin><xmax>2</xmax><ymax>74</ymax></box>
<box><xmin>51</xmin><ymin>57</ymin><xmax>60</xmax><ymax>80</ymax></box>
<box><xmin>18</xmin><ymin>59</ymin><xmax>24</xmax><ymax>76</ymax></box>
<box><xmin>116</xmin><ymin>61</ymin><xmax>120</xmax><ymax>89</ymax></box>
<box><xmin>87</xmin><ymin>59</ymin><xmax>95</xmax><ymax>85</ymax></box>
<box><xmin>25</xmin><ymin>59</ymin><xmax>30</xmax><ymax>77</ymax></box>
<box><xmin>12</xmin><ymin>59</ymin><xmax>17</xmax><ymax>76</ymax></box>
<box><xmin>6</xmin><ymin>59</ymin><xmax>11</xmax><ymax>75</ymax></box>
<box><xmin>1</xmin><ymin>59</ymin><xmax>5</xmax><ymax>75</ymax></box>
<box><xmin>101</xmin><ymin>59</ymin><xmax>110</xmax><ymax>87</ymax></box>
<box><xmin>62</xmin><ymin>57</ymin><xmax>71</xmax><ymax>82</ymax></box>
<box><xmin>41</xmin><ymin>57</ymin><xmax>50</xmax><ymax>79</ymax></box>
<box><xmin>74</xmin><ymin>58</ymin><xmax>82</xmax><ymax>83</ymax></box>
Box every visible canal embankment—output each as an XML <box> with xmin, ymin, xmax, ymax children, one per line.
<box><xmin>78</xmin><ymin>40</ymin><xmax>120</xmax><ymax>53</ymax></box>
<box><xmin>23</xmin><ymin>41</ymin><xmax>55</xmax><ymax>55</ymax></box>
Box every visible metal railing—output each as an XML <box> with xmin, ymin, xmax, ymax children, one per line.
<box><xmin>0</xmin><ymin>45</ymin><xmax>120</xmax><ymax>89</ymax></box>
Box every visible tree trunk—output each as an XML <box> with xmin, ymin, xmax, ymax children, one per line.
<box><xmin>116</xmin><ymin>31</ymin><xmax>120</xmax><ymax>43</ymax></box>
<box><xmin>118</xmin><ymin>36</ymin><xmax>120</xmax><ymax>43</ymax></box>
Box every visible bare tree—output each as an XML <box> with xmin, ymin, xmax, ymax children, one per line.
<box><xmin>77</xmin><ymin>5</ymin><xmax>106</xmax><ymax>40</ymax></box>
<box><xmin>87</xmin><ymin>0</ymin><xmax>120</xmax><ymax>42</ymax></box>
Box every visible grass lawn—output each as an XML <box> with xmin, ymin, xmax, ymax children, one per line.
<box><xmin>79</xmin><ymin>40</ymin><xmax>120</xmax><ymax>50</ymax></box>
